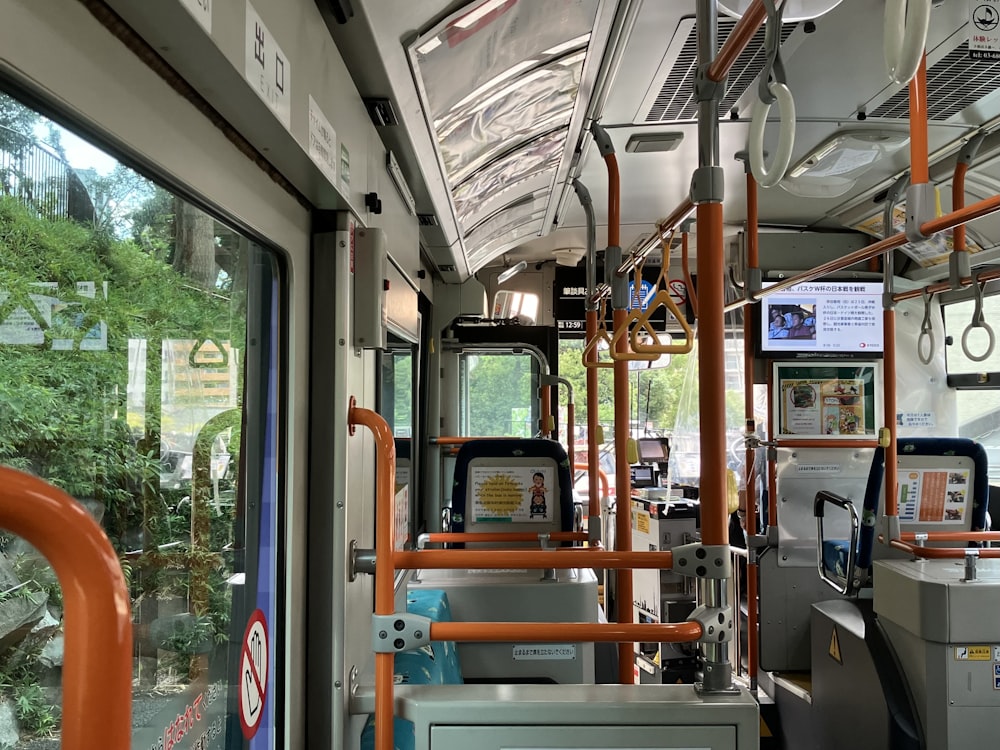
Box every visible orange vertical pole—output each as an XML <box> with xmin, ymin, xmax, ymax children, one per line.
<box><xmin>586</xmin><ymin>310</ymin><xmax>601</xmax><ymax>521</ymax></box>
<box><xmin>910</xmin><ymin>54</ymin><xmax>929</xmax><ymax>185</ymax></box>
<box><xmin>682</xmin><ymin>230</ymin><xmax>698</xmax><ymax>316</ymax></box>
<box><xmin>0</xmin><ymin>468</ymin><xmax>132</xmax><ymax>750</ymax></box>
<box><xmin>349</xmin><ymin>402</ymin><xmax>397</xmax><ymax>750</ymax></box>
<box><xmin>602</xmin><ymin>147</ymin><xmax>634</xmax><ymax>685</ymax></box>
<box><xmin>954</xmin><ymin>161</ymin><xmax>969</xmax><ymax>252</ymax></box>
<box><xmin>696</xmin><ymin>203</ymin><xmax>729</xmax><ymax>546</ymax></box>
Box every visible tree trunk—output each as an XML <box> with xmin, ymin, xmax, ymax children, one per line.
<box><xmin>173</xmin><ymin>199</ymin><xmax>216</xmax><ymax>288</ymax></box>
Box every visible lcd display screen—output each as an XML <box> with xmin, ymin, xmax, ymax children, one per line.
<box><xmin>759</xmin><ymin>280</ymin><xmax>883</xmax><ymax>357</ymax></box>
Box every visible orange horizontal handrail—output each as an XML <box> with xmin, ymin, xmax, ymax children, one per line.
<box><xmin>395</xmin><ymin>549</ymin><xmax>673</xmax><ymax>570</ymax></box>
<box><xmin>899</xmin><ymin>530</ymin><xmax>1000</xmax><ymax>542</ymax></box>
<box><xmin>421</xmin><ymin>531</ymin><xmax>588</xmax><ymax>545</ymax></box>
<box><xmin>894</xmin><ymin>267</ymin><xmax>1000</xmax><ymax>302</ymax></box>
<box><xmin>0</xmin><ymin>467</ymin><xmax>132</xmax><ymax>750</ymax></box>
<box><xmin>430</xmin><ymin>436</ymin><xmax>513</xmax><ymax>445</ymax></box>
<box><xmin>574</xmin><ymin>462</ymin><xmax>610</xmax><ymax>500</ymax></box>
<box><xmin>888</xmin><ymin>539</ymin><xmax>1000</xmax><ymax>559</ymax></box>
<box><xmin>707</xmin><ymin>0</ymin><xmax>767</xmax><ymax>82</ymax></box>
<box><xmin>723</xmin><ymin>192</ymin><xmax>1000</xmax><ymax>314</ymax></box>
<box><xmin>431</xmin><ymin>620</ymin><xmax>702</xmax><ymax>644</ymax></box>
<box><xmin>776</xmin><ymin>439</ymin><xmax>881</xmax><ymax>449</ymax></box>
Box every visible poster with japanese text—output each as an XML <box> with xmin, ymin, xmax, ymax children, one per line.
<box><xmin>898</xmin><ymin>468</ymin><xmax>970</xmax><ymax>524</ymax></box>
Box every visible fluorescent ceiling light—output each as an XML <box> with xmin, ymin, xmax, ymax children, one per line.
<box><xmin>497</xmin><ymin>260</ymin><xmax>528</xmax><ymax>284</ymax></box>
<box><xmin>543</xmin><ymin>33</ymin><xmax>592</xmax><ymax>56</ymax></box>
<box><xmin>717</xmin><ymin>0</ymin><xmax>844</xmax><ymax>22</ymax></box>
<box><xmin>451</xmin><ymin>60</ymin><xmax>538</xmax><ymax>112</ymax></box>
<box><xmin>557</xmin><ymin>51</ymin><xmax>587</xmax><ymax>67</ymax></box>
<box><xmin>782</xmin><ymin>129</ymin><xmax>909</xmax><ymax>197</ymax></box>
<box><xmin>416</xmin><ymin>36</ymin><xmax>442</xmax><ymax>55</ymax></box>
<box><xmin>454</xmin><ymin>0</ymin><xmax>509</xmax><ymax>29</ymax></box>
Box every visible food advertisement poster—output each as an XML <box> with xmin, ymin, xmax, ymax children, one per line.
<box><xmin>775</xmin><ymin>364</ymin><xmax>878</xmax><ymax>438</ymax></box>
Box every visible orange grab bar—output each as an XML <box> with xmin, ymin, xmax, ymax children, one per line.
<box><xmin>682</xmin><ymin>231</ymin><xmax>698</xmax><ymax>317</ymax></box>
<box><xmin>899</xmin><ymin>530</ymin><xmax>1000</xmax><ymax>542</ymax></box>
<box><xmin>0</xmin><ymin>467</ymin><xmax>132</xmax><ymax>750</ymax></box>
<box><xmin>724</xmin><ymin>193</ymin><xmax>1000</xmax><ymax>313</ymax></box>
<box><xmin>893</xmin><ymin>266</ymin><xmax>1000</xmax><ymax>302</ymax></box>
<box><xmin>540</xmin><ymin>385</ymin><xmax>552</xmax><ymax>438</ymax></box>
<box><xmin>394</xmin><ymin>549</ymin><xmax>673</xmax><ymax>570</ymax></box>
<box><xmin>953</xmin><ymin>160</ymin><xmax>970</xmax><ymax>252</ymax></box>
<box><xmin>585</xmin><ymin>309</ymin><xmax>601</xmax><ymax>521</ymax></box>
<box><xmin>888</xmin><ymin>539</ymin><xmax>1000</xmax><ymax>559</ymax></box>
<box><xmin>567</xmin><ymin>401</ymin><xmax>575</xmax><ymax>469</ymax></box>
<box><xmin>574</xmin><ymin>463</ymin><xmax>610</xmax><ymax>502</ymax></box>
<box><xmin>421</xmin><ymin>531</ymin><xmax>588</xmax><ymax>545</ymax></box>
<box><xmin>431</xmin><ymin>620</ymin><xmax>702</xmax><ymax>644</ymax></box>
<box><xmin>696</xmin><ymin>201</ymin><xmax>730</xmax><ymax>549</ymax></box>
<box><xmin>909</xmin><ymin>54</ymin><xmax>929</xmax><ymax>185</ymax></box>
<box><xmin>348</xmin><ymin>401</ymin><xmax>397</xmax><ymax>750</ymax></box>
<box><xmin>707</xmin><ymin>0</ymin><xmax>767</xmax><ymax>82</ymax></box>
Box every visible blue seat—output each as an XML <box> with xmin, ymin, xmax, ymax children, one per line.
<box><xmin>359</xmin><ymin>589</ymin><xmax>462</xmax><ymax>750</ymax></box>
<box><xmin>450</xmin><ymin>438</ymin><xmax>575</xmax><ymax>539</ymax></box>
<box><xmin>818</xmin><ymin>438</ymin><xmax>990</xmax><ymax>592</ymax></box>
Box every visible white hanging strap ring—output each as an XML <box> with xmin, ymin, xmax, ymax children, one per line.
<box><xmin>750</xmin><ymin>82</ymin><xmax>796</xmax><ymax>188</ymax></box>
<box><xmin>961</xmin><ymin>270</ymin><xmax>996</xmax><ymax>363</ymax></box>
<box><xmin>884</xmin><ymin>0</ymin><xmax>931</xmax><ymax>85</ymax></box>
<box><xmin>917</xmin><ymin>288</ymin><xmax>935</xmax><ymax>365</ymax></box>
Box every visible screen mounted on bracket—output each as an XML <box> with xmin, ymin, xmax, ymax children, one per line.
<box><xmin>757</xmin><ymin>279</ymin><xmax>884</xmax><ymax>358</ymax></box>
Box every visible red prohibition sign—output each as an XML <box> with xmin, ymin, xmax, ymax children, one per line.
<box><xmin>239</xmin><ymin>609</ymin><xmax>269</xmax><ymax>739</ymax></box>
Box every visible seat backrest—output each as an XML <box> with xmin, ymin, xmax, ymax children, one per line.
<box><xmin>451</xmin><ymin>438</ymin><xmax>574</xmax><ymax>540</ymax></box>
<box><xmin>857</xmin><ymin>437</ymin><xmax>990</xmax><ymax>568</ymax></box>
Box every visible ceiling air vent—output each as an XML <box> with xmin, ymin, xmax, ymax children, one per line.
<box><xmin>868</xmin><ymin>42</ymin><xmax>1000</xmax><ymax>121</ymax></box>
<box><xmin>363</xmin><ymin>97</ymin><xmax>399</xmax><ymax>127</ymax></box>
<box><xmin>417</xmin><ymin>213</ymin><xmax>439</xmax><ymax>227</ymax></box>
<box><xmin>645</xmin><ymin>18</ymin><xmax>796</xmax><ymax>122</ymax></box>
<box><xmin>438</xmin><ymin>264</ymin><xmax>456</xmax><ymax>273</ymax></box>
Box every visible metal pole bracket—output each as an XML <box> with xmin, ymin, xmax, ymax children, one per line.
<box><xmin>372</xmin><ymin>613</ymin><xmax>433</xmax><ymax>653</ymax></box>
<box><xmin>672</xmin><ymin>542</ymin><xmax>733</xmax><ymax>579</ymax></box>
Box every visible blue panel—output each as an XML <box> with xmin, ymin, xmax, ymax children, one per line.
<box><xmin>359</xmin><ymin>590</ymin><xmax>463</xmax><ymax>750</ymax></box>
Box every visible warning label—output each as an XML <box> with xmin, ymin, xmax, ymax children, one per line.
<box><xmin>954</xmin><ymin>645</ymin><xmax>991</xmax><ymax>661</ymax></box>
<box><xmin>829</xmin><ymin>627</ymin><xmax>843</xmax><ymax>665</ymax></box>
<box><xmin>239</xmin><ymin>609</ymin><xmax>268</xmax><ymax>739</ymax></box>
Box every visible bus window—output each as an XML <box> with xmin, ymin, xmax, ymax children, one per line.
<box><xmin>459</xmin><ymin>352</ymin><xmax>537</xmax><ymax>436</ymax></box>
<box><xmin>947</xmin><ymin>293</ymin><xmax>1000</xmax><ymax>482</ymax></box>
<box><xmin>0</xmin><ymin>91</ymin><xmax>282</xmax><ymax>749</ymax></box>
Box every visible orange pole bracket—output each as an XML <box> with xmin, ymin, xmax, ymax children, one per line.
<box><xmin>0</xmin><ymin>467</ymin><xmax>132</xmax><ymax>750</ymax></box>
<box><xmin>349</xmin><ymin>399</ymin><xmax>397</xmax><ymax>750</ymax></box>
<box><xmin>431</xmin><ymin>620</ymin><xmax>703</xmax><ymax>644</ymax></box>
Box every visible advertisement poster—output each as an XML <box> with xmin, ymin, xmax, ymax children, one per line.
<box><xmin>760</xmin><ymin>281</ymin><xmax>883</xmax><ymax>355</ymax></box>
<box><xmin>898</xmin><ymin>468</ymin><xmax>971</xmax><ymax>523</ymax></box>
<box><xmin>780</xmin><ymin>378</ymin><xmax>866</xmax><ymax>436</ymax></box>
<box><xmin>775</xmin><ymin>364</ymin><xmax>877</xmax><ymax>438</ymax></box>
<box><xmin>471</xmin><ymin>466</ymin><xmax>555</xmax><ymax>523</ymax></box>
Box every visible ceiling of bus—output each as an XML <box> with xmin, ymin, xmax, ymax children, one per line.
<box><xmin>327</xmin><ymin>0</ymin><xmax>1000</xmax><ymax>284</ymax></box>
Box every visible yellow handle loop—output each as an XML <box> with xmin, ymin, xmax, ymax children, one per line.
<box><xmin>630</xmin><ymin>226</ymin><xmax>694</xmax><ymax>354</ymax></box>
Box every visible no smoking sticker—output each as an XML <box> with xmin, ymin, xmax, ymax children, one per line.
<box><xmin>239</xmin><ymin>609</ymin><xmax>268</xmax><ymax>739</ymax></box>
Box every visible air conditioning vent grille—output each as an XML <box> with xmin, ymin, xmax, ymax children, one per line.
<box><xmin>646</xmin><ymin>19</ymin><xmax>796</xmax><ymax>122</ymax></box>
<box><xmin>869</xmin><ymin>42</ymin><xmax>1000</xmax><ymax>121</ymax></box>
<box><xmin>417</xmin><ymin>214</ymin><xmax>439</xmax><ymax>227</ymax></box>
